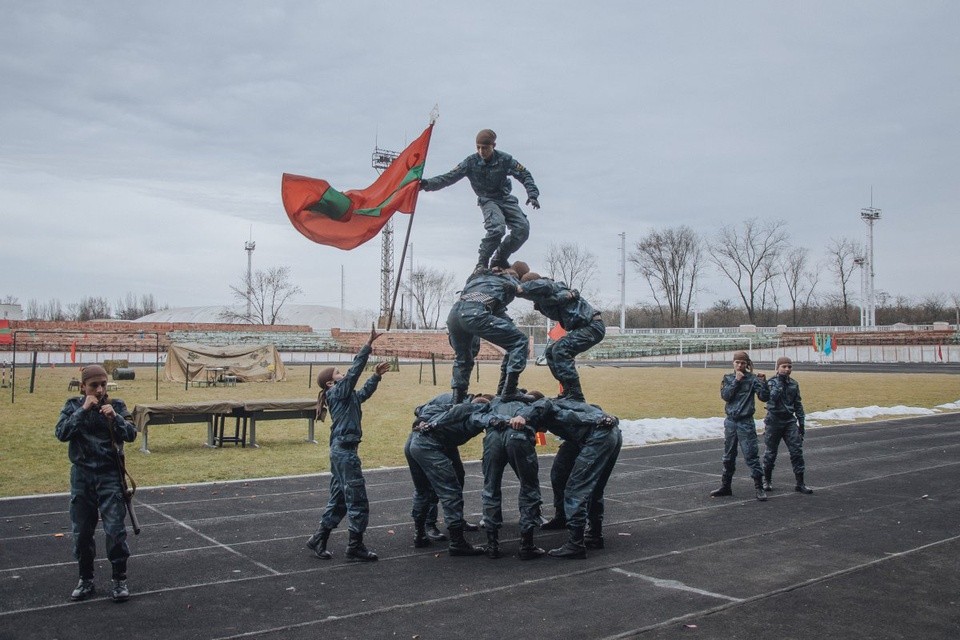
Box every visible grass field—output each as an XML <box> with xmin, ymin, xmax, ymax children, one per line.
<box><xmin>0</xmin><ymin>361</ymin><xmax>957</xmax><ymax>497</ymax></box>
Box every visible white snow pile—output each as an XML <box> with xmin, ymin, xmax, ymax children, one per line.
<box><xmin>617</xmin><ymin>400</ymin><xmax>960</xmax><ymax>447</ymax></box>
<box><xmin>805</xmin><ymin>405</ymin><xmax>937</xmax><ymax>421</ymax></box>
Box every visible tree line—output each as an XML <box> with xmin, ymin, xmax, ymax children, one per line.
<box><xmin>4</xmin><ymin>294</ymin><xmax>168</xmax><ymax>322</ymax></box>
<box><xmin>7</xmin><ymin>222</ymin><xmax>958</xmax><ymax>330</ymax></box>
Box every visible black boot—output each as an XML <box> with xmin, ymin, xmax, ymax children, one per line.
<box><xmin>451</xmin><ymin>388</ymin><xmax>467</xmax><ymax>404</ymax></box>
<box><xmin>585</xmin><ymin>521</ymin><xmax>604</xmax><ymax>550</ymax></box>
<box><xmin>110</xmin><ymin>561</ymin><xmax>129</xmax><ymax>603</ymax></box>
<box><xmin>425</xmin><ymin>523</ymin><xmax>448</xmax><ymax>542</ymax></box>
<box><xmin>345</xmin><ymin>530</ymin><xmax>378</xmax><ymax>562</ymax></box>
<box><xmin>484</xmin><ymin>529</ymin><xmax>501</xmax><ymax>559</ymax></box>
<box><xmin>496</xmin><ymin>368</ymin><xmax>508</xmax><ymax>396</ymax></box>
<box><xmin>561</xmin><ymin>380</ymin><xmax>585</xmax><ymax>403</ymax></box>
<box><xmin>413</xmin><ymin>522</ymin><xmax>430</xmax><ymax>548</ymax></box>
<box><xmin>548</xmin><ymin>527</ymin><xmax>587</xmax><ymax>559</ymax></box>
<box><xmin>500</xmin><ymin>372</ymin><xmax>529</xmax><ymax>402</ymax></box>
<box><xmin>763</xmin><ymin>467</ymin><xmax>774</xmax><ymax>491</ymax></box>
<box><xmin>70</xmin><ymin>579</ymin><xmax>96</xmax><ymax>601</ymax></box>
<box><xmin>306</xmin><ymin>525</ymin><xmax>333</xmax><ymax>559</ymax></box>
<box><xmin>518</xmin><ymin>530</ymin><xmax>546</xmax><ymax>560</ymax></box>
<box><xmin>462</xmin><ymin>520</ymin><xmax>480</xmax><ymax>532</ymax></box>
<box><xmin>448</xmin><ymin>526</ymin><xmax>485</xmax><ymax>557</ymax></box>
<box><xmin>795</xmin><ymin>473</ymin><xmax>814</xmax><ymax>494</ymax></box>
<box><xmin>541</xmin><ymin>513</ymin><xmax>567</xmax><ymax>530</ymax></box>
<box><xmin>754</xmin><ymin>475</ymin><xmax>768</xmax><ymax>502</ymax></box>
<box><xmin>710</xmin><ymin>462</ymin><xmax>734</xmax><ymax>497</ymax></box>
<box><xmin>489</xmin><ymin>250</ymin><xmax>510</xmax><ymax>270</ymax></box>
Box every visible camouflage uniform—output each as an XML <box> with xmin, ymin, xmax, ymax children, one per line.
<box><xmin>516</xmin><ymin>277</ymin><xmax>604</xmax><ymax>397</ymax></box>
<box><xmin>55</xmin><ymin>395</ymin><xmax>137</xmax><ymax>583</ymax></box>
<box><xmin>407</xmin><ymin>402</ymin><xmax>488</xmax><ymax>532</ymax></box>
<box><xmin>319</xmin><ymin>344</ymin><xmax>383</xmax><ymax>535</ymax></box>
<box><xmin>446</xmin><ymin>269</ymin><xmax>527</xmax><ymax>397</ymax></box>
<box><xmin>480</xmin><ymin>398</ymin><xmax>542</xmax><ymax>534</ymax></box>
<box><xmin>422</xmin><ymin>150</ymin><xmax>539</xmax><ymax>267</ymax></box>
<box><xmin>763</xmin><ymin>374</ymin><xmax>807</xmax><ymax>476</ymax></box>
<box><xmin>718</xmin><ymin>371</ymin><xmax>770</xmax><ymax>483</ymax></box>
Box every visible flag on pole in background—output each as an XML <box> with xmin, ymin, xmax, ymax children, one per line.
<box><xmin>282</xmin><ymin>124</ymin><xmax>433</xmax><ymax>250</ymax></box>
<box><xmin>938</xmin><ymin>344</ymin><xmax>944</xmax><ymax>361</ymax></box>
<box><xmin>70</xmin><ymin>341</ymin><xmax>77</xmax><ymax>364</ymax></box>
<box><xmin>0</xmin><ymin>320</ymin><xmax>11</xmax><ymax>345</ymax></box>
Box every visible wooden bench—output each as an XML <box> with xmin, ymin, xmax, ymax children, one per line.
<box><xmin>131</xmin><ymin>400</ymin><xmax>318</xmax><ymax>453</ymax></box>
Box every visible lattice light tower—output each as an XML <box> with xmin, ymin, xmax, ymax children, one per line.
<box><xmin>372</xmin><ymin>145</ymin><xmax>400</xmax><ymax>323</ymax></box>
<box><xmin>860</xmin><ymin>205</ymin><xmax>881</xmax><ymax>327</ymax></box>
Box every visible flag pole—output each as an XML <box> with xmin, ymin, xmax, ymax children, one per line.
<box><xmin>387</xmin><ymin>212</ymin><xmax>416</xmax><ymax>330</ymax></box>
<box><xmin>385</xmin><ymin>108</ymin><xmax>438</xmax><ymax>331</ymax></box>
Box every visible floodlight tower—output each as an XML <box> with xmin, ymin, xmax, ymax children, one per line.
<box><xmin>244</xmin><ymin>229</ymin><xmax>256</xmax><ymax>319</ymax></box>
<box><xmin>860</xmin><ymin>204</ymin><xmax>881</xmax><ymax>326</ymax></box>
<box><xmin>372</xmin><ymin>145</ymin><xmax>400</xmax><ymax>324</ymax></box>
<box><xmin>853</xmin><ymin>256</ymin><xmax>867</xmax><ymax>327</ymax></box>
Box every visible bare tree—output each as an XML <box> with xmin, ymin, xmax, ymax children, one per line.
<box><xmin>26</xmin><ymin>298</ymin><xmax>68</xmax><ymax>321</ymax></box>
<box><xmin>115</xmin><ymin>293</ymin><xmax>164</xmax><ymax>320</ymax></box>
<box><xmin>826</xmin><ymin>237</ymin><xmax>862</xmax><ymax>325</ymax></box>
<box><xmin>222</xmin><ymin>266</ymin><xmax>303</xmax><ymax>325</ymax></box>
<box><xmin>1</xmin><ymin>295</ymin><xmax>18</xmax><ymax>304</ymax></box>
<box><xmin>779</xmin><ymin>247</ymin><xmax>819</xmax><ymax>325</ymax></box>
<box><xmin>709</xmin><ymin>218</ymin><xmax>789</xmax><ymax>323</ymax></box>
<box><xmin>951</xmin><ymin>292</ymin><xmax>960</xmax><ymax>326</ymax></box>
<box><xmin>544</xmin><ymin>242</ymin><xmax>598</xmax><ymax>295</ymax></box>
<box><xmin>628</xmin><ymin>226</ymin><xmax>703</xmax><ymax>327</ymax></box>
<box><xmin>404</xmin><ymin>266</ymin><xmax>456</xmax><ymax>329</ymax></box>
<box><xmin>70</xmin><ymin>296</ymin><xmax>112</xmax><ymax>321</ymax></box>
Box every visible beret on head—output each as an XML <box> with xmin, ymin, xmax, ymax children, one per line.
<box><xmin>520</xmin><ymin>272</ymin><xmax>541</xmax><ymax>282</ymax></box>
<box><xmin>81</xmin><ymin>364</ymin><xmax>108</xmax><ymax>383</ymax></box>
<box><xmin>316</xmin><ymin>367</ymin><xmax>336</xmax><ymax>388</ymax></box>
<box><xmin>510</xmin><ymin>261</ymin><xmax>530</xmax><ymax>278</ymax></box>
<box><xmin>476</xmin><ymin>129</ymin><xmax>497</xmax><ymax>145</ymax></box>
<box><xmin>732</xmin><ymin>351</ymin><xmax>751</xmax><ymax>363</ymax></box>
<box><xmin>777</xmin><ymin>356</ymin><xmax>793</xmax><ymax>367</ymax></box>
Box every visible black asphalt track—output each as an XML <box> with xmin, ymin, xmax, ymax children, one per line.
<box><xmin>2</xmin><ymin>413</ymin><xmax>959</xmax><ymax>640</ymax></box>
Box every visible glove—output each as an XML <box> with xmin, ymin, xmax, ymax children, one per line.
<box><xmin>419</xmin><ymin>179</ymin><xmax>428</xmax><ymax>190</ymax></box>
<box><xmin>597</xmin><ymin>415</ymin><xmax>618</xmax><ymax>429</ymax></box>
<box><xmin>798</xmin><ymin>423</ymin><xmax>805</xmax><ymax>438</ymax></box>
<box><xmin>526</xmin><ymin>197</ymin><xmax>540</xmax><ymax>209</ymax></box>
<box><xmin>490</xmin><ymin>418</ymin><xmax>508</xmax><ymax>431</ymax></box>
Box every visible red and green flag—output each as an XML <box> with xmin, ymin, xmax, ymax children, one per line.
<box><xmin>0</xmin><ymin>319</ymin><xmax>11</xmax><ymax>345</ymax></box>
<box><xmin>282</xmin><ymin>124</ymin><xmax>433</xmax><ymax>250</ymax></box>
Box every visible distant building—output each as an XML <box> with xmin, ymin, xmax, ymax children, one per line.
<box><xmin>0</xmin><ymin>304</ymin><xmax>23</xmax><ymax>321</ymax></box>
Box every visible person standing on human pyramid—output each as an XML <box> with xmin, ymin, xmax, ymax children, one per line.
<box><xmin>420</xmin><ymin>129</ymin><xmax>540</xmax><ymax>271</ymax></box>
<box><xmin>306</xmin><ymin>325</ymin><xmax>391</xmax><ymax>562</ymax></box>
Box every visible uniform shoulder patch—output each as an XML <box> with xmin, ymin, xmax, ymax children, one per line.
<box><xmin>515</xmin><ymin>162</ymin><xmax>527</xmax><ymax>172</ymax></box>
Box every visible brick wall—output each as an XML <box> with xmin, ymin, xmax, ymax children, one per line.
<box><xmin>330</xmin><ymin>329</ymin><xmax>516</xmax><ymax>361</ymax></box>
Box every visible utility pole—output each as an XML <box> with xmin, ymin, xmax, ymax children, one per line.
<box><xmin>244</xmin><ymin>228</ymin><xmax>255</xmax><ymax>319</ymax></box>
<box><xmin>618</xmin><ymin>232</ymin><xmax>626</xmax><ymax>331</ymax></box>
<box><xmin>860</xmin><ymin>197</ymin><xmax>881</xmax><ymax>327</ymax></box>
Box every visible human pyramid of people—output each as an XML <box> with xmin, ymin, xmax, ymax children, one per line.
<box><xmin>55</xmin><ymin>128</ymin><xmax>810</xmax><ymax>603</ymax></box>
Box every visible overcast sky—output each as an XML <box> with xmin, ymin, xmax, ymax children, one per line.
<box><xmin>2</xmin><ymin>1</ymin><xmax>958</xmax><ymax>320</ymax></box>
